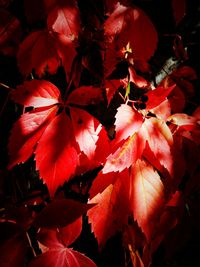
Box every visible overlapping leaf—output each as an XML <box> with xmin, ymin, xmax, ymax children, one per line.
<box><xmin>103</xmin><ymin>133</ymin><xmax>145</xmax><ymax>173</ymax></box>
<box><xmin>88</xmin><ymin>168</ymin><xmax>130</xmax><ymax>248</ymax></box>
<box><xmin>104</xmin><ymin>3</ymin><xmax>158</xmax><ymax>61</ymax></box>
<box><xmin>130</xmin><ymin>159</ymin><xmax>165</xmax><ymax>242</ymax></box>
<box><xmin>35</xmin><ymin>111</ymin><xmax>79</xmax><ymax>196</ymax></box>
<box><xmin>140</xmin><ymin>118</ymin><xmax>174</xmax><ymax>175</ymax></box>
<box><xmin>9</xmin><ymin>80</ymin><xmax>106</xmax><ymax>196</ymax></box>
<box><xmin>33</xmin><ymin>199</ymin><xmax>94</xmax><ymax>228</ymax></box>
<box><xmin>8</xmin><ymin>106</ymin><xmax>58</xmax><ymax>170</ymax></box>
<box><xmin>30</xmin><ymin>217</ymin><xmax>97</xmax><ymax>267</ymax></box>
<box><xmin>17</xmin><ymin>30</ymin><xmax>60</xmax><ymax>77</ymax></box>
<box><xmin>114</xmin><ymin>104</ymin><xmax>143</xmax><ymax>143</ymax></box>
<box><xmin>47</xmin><ymin>0</ymin><xmax>80</xmax><ymax>39</ymax></box>
<box><xmin>12</xmin><ymin>80</ymin><xmax>62</xmax><ymax>107</ymax></box>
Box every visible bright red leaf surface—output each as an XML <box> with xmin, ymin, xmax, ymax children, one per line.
<box><xmin>104</xmin><ymin>3</ymin><xmax>158</xmax><ymax>61</ymax></box>
<box><xmin>35</xmin><ymin>111</ymin><xmax>79</xmax><ymax>196</ymax></box>
<box><xmin>145</xmin><ymin>86</ymin><xmax>175</xmax><ymax>110</ymax></box>
<box><xmin>33</xmin><ymin>199</ymin><xmax>94</xmax><ymax>228</ymax></box>
<box><xmin>103</xmin><ymin>133</ymin><xmax>145</xmax><ymax>173</ymax></box>
<box><xmin>114</xmin><ymin>104</ymin><xmax>143</xmax><ymax>143</ymax></box>
<box><xmin>8</xmin><ymin>106</ymin><xmax>58</xmax><ymax>169</ymax></box>
<box><xmin>141</xmin><ymin>118</ymin><xmax>174</xmax><ymax>175</ymax></box>
<box><xmin>12</xmin><ymin>80</ymin><xmax>62</xmax><ymax>108</ymax></box>
<box><xmin>70</xmin><ymin>107</ymin><xmax>103</xmax><ymax>160</ymax></box>
<box><xmin>130</xmin><ymin>159</ymin><xmax>165</xmax><ymax>242</ymax></box>
<box><xmin>88</xmin><ymin>168</ymin><xmax>130</xmax><ymax>248</ymax></box>
<box><xmin>9</xmin><ymin>79</ymin><xmax>106</xmax><ymax>196</ymax></box>
<box><xmin>89</xmin><ymin>170</ymin><xmax>125</xmax><ymax>199</ymax></box>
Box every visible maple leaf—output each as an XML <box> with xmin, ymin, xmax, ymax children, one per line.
<box><xmin>17</xmin><ymin>30</ymin><xmax>61</xmax><ymax>77</ymax></box>
<box><xmin>104</xmin><ymin>3</ymin><xmax>158</xmax><ymax>61</ymax></box>
<box><xmin>88</xmin><ymin>168</ymin><xmax>130</xmax><ymax>248</ymax></box>
<box><xmin>30</xmin><ymin>217</ymin><xmax>97</xmax><ymax>267</ymax></box>
<box><xmin>47</xmin><ymin>0</ymin><xmax>80</xmax><ymax>39</ymax></box>
<box><xmin>9</xmin><ymin>80</ymin><xmax>107</xmax><ymax>196</ymax></box>
<box><xmin>130</xmin><ymin>159</ymin><xmax>165</xmax><ymax>242</ymax></box>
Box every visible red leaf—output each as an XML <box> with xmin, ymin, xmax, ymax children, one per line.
<box><xmin>89</xmin><ymin>170</ymin><xmax>124</xmax><ymax>199</ymax></box>
<box><xmin>130</xmin><ymin>159</ymin><xmax>165</xmax><ymax>242</ymax></box>
<box><xmin>67</xmin><ymin>86</ymin><xmax>104</xmax><ymax>106</ymax></box>
<box><xmin>12</xmin><ymin>80</ymin><xmax>62</xmax><ymax>108</ymax></box>
<box><xmin>47</xmin><ymin>0</ymin><xmax>80</xmax><ymax>39</ymax></box>
<box><xmin>104</xmin><ymin>3</ymin><xmax>158</xmax><ymax>61</ymax></box>
<box><xmin>31</xmin><ymin>214</ymin><xmax>96</xmax><ymax>267</ymax></box>
<box><xmin>141</xmin><ymin>118</ymin><xmax>174</xmax><ymax>175</ymax></box>
<box><xmin>168</xmin><ymin>113</ymin><xmax>199</xmax><ymax>131</ymax></box>
<box><xmin>29</xmin><ymin>247</ymin><xmax>97</xmax><ymax>267</ymax></box>
<box><xmin>88</xmin><ymin>169</ymin><xmax>130</xmax><ymax>248</ymax></box>
<box><xmin>114</xmin><ymin>104</ymin><xmax>143</xmax><ymax>143</ymax></box>
<box><xmin>129</xmin><ymin>66</ymin><xmax>149</xmax><ymax>88</ymax></box>
<box><xmin>103</xmin><ymin>132</ymin><xmax>145</xmax><ymax>173</ymax></box>
<box><xmin>59</xmin><ymin>217</ymin><xmax>82</xmax><ymax>246</ymax></box>
<box><xmin>17</xmin><ymin>30</ymin><xmax>61</xmax><ymax>77</ymax></box>
<box><xmin>55</xmin><ymin>33</ymin><xmax>77</xmax><ymax>78</ymax></box>
<box><xmin>37</xmin><ymin>218</ymin><xmax>82</xmax><ymax>248</ymax></box>
<box><xmin>105</xmin><ymin>79</ymin><xmax>121</xmax><ymax>106</ymax></box>
<box><xmin>70</xmin><ymin>107</ymin><xmax>102</xmax><ymax>160</ymax></box>
<box><xmin>35</xmin><ymin>111</ymin><xmax>79</xmax><ymax>196</ymax></box>
<box><xmin>145</xmin><ymin>86</ymin><xmax>175</xmax><ymax>110</ymax></box>
<box><xmin>33</xmin><ymin>199</ymin><xmax>93</xmax><ymax>228</ymax></box>
<box><xmin>150</xmin><ymin>100</ymin><xmax>171</xmax><ymax>121</ymax></box>
<box><xmin>8</xmin><ymin>106</ymin><xmax>57</xmax><ymax>169</ymax></box>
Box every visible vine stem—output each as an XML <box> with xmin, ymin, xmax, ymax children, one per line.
<box><xmin>0</xmin><ymin>82</ymin><xmax>14</xmax><ymax>91</ymax></box>
<box><xmin>26</xmin><ymin>232</ymin><xmax>37</xmax><ymax>257</ymax></box>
